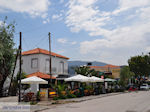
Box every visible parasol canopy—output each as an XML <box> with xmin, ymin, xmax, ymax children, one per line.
<box><xmin>64</xmin><ymin>74</ymin><xmax>89</xmax><ymax>82</ymax></box>
<box><xmin>21</xmin><ymin>76</ymin><xmax>48</xmax><ymax>84</ymax></box>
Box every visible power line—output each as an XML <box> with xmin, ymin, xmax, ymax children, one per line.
<box><xmin>14</xmin><ymin>24</ymin><xmax>46</xmax><ymax>35</ymax></box>
<box><xmin>33</xmin><ymin>34</ymin><xmax>48</xmax><ymax>49</ymax></box>
<box><xmin>22</xmin><ymin>37</ymin><xmax>30</xmax><ymax>50</ymax></box>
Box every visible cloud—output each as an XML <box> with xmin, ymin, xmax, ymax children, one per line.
<box><xmin>65</xmin><ymin>0</ymin><xmax>110</xmax><ymax>34</ymax></box>
<box><xmin>65</xmin><ymin>0</ymin><xmax>150</xmax><ymax>64</ymax></box>
<box><xmin>57</xmin><ymin>38</ymin><xmax>77</xmax><ymax>46</ymax></box>
<box><xmin>43</xmin><ymin>18</ymin><xmax>50</xmax><ymax>24</ymax></box>
<box><xmin>52</xmin><ymin>14</ymin><xmax>63</xmax><ymax>21</ymax></box>
<box><xmin>71</xmin><ymin>41</ymin><xmax>77</xmax><ymax>45</ymax></box>
<box><xmin>59</xmin><ymin>0</ymin><xmax>64</xmax><ymax>4</ymax></box>
<box><xmin>0</xmin><ymin>0</ymin><xmax>50</xmax><ymax>18</ymax></box>
<box><xmin>57</xmin><ymin>38</ymin><xmax>68</xmax><ymax>44</ymax></box>
<box><xmin>112</xmin><ymin>0</ymin><xmax>150</xmax><ymax>15</ymax></box>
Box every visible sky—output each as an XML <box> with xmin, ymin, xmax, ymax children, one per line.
<box><xmin>0</xmin><ymin>0</ymin><xmax>150</xmax><ymax>65</ymax></box>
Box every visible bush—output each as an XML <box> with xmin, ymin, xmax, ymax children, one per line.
<box><xmin>59</xmin><ymin>95</ymin><xmax>67</xmax><ymax>99</ymax></box>
<box><xmin>66</xmin><ymin>91</ymin><xmax>76</xmax><ymax>98</ymax></box>
<box><xmin>53</xmin><ymin>96</ymin><xmax>59</xmax><ymax>100</ymax></box>
<box><xmin>67</xmin><ymin>93</ymin><xmax>76</xmax><ymax>98</ymax></box>
<box><xmin>36</xmin><ymin>91</ymin><xmax>40</xmax><ymax>101</ymax></box>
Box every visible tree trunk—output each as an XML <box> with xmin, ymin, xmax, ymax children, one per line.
<box><xmin>0</xmin><ymin>80</ymin><xmax>5</xmax><ymax>97</ymax></box>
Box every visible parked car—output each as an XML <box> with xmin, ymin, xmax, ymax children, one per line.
<box><xmin>140</xmin><ymin>84</ymin><xmax>149</xmax><ymax>90</ymax></box>
<box><xmin>127</xmin><ymin>85</ymin><xmax>138</xmax><ymax>91</ymax></box>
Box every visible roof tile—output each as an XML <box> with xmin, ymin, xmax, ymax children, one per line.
<box><xmin>22</xmin><ymin>48</ymin><xmax>69</xmax><ymax>59</ymax></box>
<box><xmin>26</xmin><ymin>72</ymin><xmax>56</xmax><ymax>79</ymax></box>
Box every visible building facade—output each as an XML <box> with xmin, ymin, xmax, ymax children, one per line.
<box><xmin>14</xmin><ymin>48</ymin><xmax>69</xmax><ymax>77</ymax></box>
<box><xmin>90</xmin><ymin>65</ymin><xmax>121</xmax><ymax>79</ymax></box>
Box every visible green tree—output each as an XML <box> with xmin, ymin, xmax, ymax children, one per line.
<box><xmin>119</xmin><ymin>66</ymin><xmax>135</xmax><ymax>87</ymax></box>
<box><xmin>128</xmin><ymin>55</ymin><xmax>150</xmax><ymax>78</ymax></box>
<box><xmin>0</xmin><ymin>17</ymin><xmax>15</xmax><ymax>97</ymax></box>
<box><xmin>10</xmin><ymin>72</ymin><xmax>26</xmax><ymax>96</ymax></box>
<box><xmin>74</xmin><ymin>66</ymin><xmax>99</xmax><ymax>77</ymax></box>
<box><xmin>75</xmin><ymin>66</ymin><xmax>91</xmax><ymax>76</ymax></box>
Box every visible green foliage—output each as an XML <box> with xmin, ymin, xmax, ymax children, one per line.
<box><xmin>128</xmin><ymin>55</ymin><xmax>150</xmax><ymax>77</ymax></box>
<box><xmin>10</xmin><ymin>72</ymin><xmax>27</xmax><ymax>95</ymax></box>
<box><xmin>120</xmin><ymin>66</ymin><xmax>134</xmax><ymax>87</ymax></box>
<box><xmin>57</xmin><ymin>83</ymin><xmax>67</xmax><ymax>93</ymax></box>
<box><xmin>36</xmin><ymin>91</ymin><xmax>40</xmax><ymax>101</ymax></box>
<box><xmin>0</xmin><ymin>17</ymin><xmax>16</xmax><ymax>96</ymax></box>
<box><xmin>67</xmin><ymin>92</ymin><xmax>76</xmax><ymax>98</ymax></box>
<box><xmin>55</xmin><ymin>83</ymin><xmax>67</xmax><ymax>99</ymax></box>
<box><xmin>74</xmin><ymin>66</ymin><xmax>99</xmax><ymax>76</ymax></box>
<box><xmin>53</xmin><ymin>96</ymin><xmax>59</xmax><ymax>100</ymax></box>
<box><xmin>75</xmin><ymin>66</ymin><xmax>91</xmax><ymax>76</ymax></box>
<box><xmin>83</xmin><ymin>84</ymin><xmax>93</xmax><ymax>90</ymax></box>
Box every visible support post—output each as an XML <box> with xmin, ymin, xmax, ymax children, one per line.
<box><xmin>18</xmin><ymin>32</ymin><xmax>22</xmax><ymax>102</ymax></box>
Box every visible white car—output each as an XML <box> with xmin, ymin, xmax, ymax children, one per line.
<box><xmin>140</xmin><ymin>84</ymin><xmax>149</xmax><ymax>90</ymax></box>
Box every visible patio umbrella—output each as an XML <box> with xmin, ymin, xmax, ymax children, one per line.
<box><xmin>89</xmin><ymin>76</ymin><xmax>104</xmax><ymax>82</ymax></box>
<box><xmin>21</xmin><ymin>76</ymin><xmax>48</xmax><ymax>92</ymax></box>
<box><xmin>104</xmin><ymin>78</ymin><xmax>116</xmax><ymax>82</ymax></box>
<box><xmin>64</xmin><ymin>74</ymin><xmax>89</xmax><ymax>82</ymax></box>
<box><xmin>21</xmin><ymin>76</ymin><xmax>48</xmax><ymax>84</ymax></box>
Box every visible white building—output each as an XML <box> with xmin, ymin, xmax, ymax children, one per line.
<box><xmin>14</xmin><ymin>48</ymin><xmax>69</xmax><ymax>78</ymax></box>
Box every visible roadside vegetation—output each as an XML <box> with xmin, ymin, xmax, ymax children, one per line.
<box><xmin>0</xmin><ymin>17</ymin><xmax>16</xmax><ymax>97</ymax></box>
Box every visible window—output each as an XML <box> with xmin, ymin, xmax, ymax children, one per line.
<box><xmin>60</xmin><ymin>61</ymin><xmax>64</xmax><ymax>74</ymax></box>
<box><xmin>31</xmin><ymin>58</ymin><xmax>38</xmax><ymax>68</ymax></box>
<box><xmin>45</xmin><ymin>59</ymin><xmax>49</xmax><ymax>73</ymax></box>
<box><xmin>52</xmin><ymin>67</ymin><xmax>56</xmax><ymax>73</ymax></box>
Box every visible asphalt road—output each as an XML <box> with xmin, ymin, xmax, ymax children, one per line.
<box><xmin>41</xmin><ymin>91</ymin><xmax>150</xmax><ymax>112</ymax></box>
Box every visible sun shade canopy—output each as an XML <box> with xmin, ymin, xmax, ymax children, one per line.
<box><xmin>21</xmin><ymin>76</ymin><xmax>48</xmax><ymax>84</ymax></box>
<box><xmin>65</xmin><ymin>74</ymin><xmax>90</xmax><ymax>82</ymax></box>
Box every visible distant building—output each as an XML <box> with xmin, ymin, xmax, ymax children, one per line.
<box><xmin>90</xmin><ymin>64</ymin><xmax>121</xmax><ymax>79</ymax></box>
<box><xmin>14</xmin><ymin>48</ymin><xmax>69</xmax><ymax>78</ymax></box>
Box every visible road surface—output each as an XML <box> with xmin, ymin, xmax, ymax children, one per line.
<box><xmin>41</xmin><ymin>91</ymin><xmax>150</xmax><ymax>112</ymax></box>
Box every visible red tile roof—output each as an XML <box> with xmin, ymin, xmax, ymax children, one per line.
<box><xmin>90</xmin><ymin>64</ymin><xmax>120</xmax><ymax>69</ymax></box>
<box><xmin>26</xmin><ymin>72</ymin><xmax>56</xmax><ymax>79</ymax></box>
<box><xmin>22</xmin><ymin>48</ymin><xmax>69</xmax><ymax>59</ymax></box>
<box><xmin>103</xmin><ymin>64</ymin><xmax>119</xmax><ymax>68</ymax></box>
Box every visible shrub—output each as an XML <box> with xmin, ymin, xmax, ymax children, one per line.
<box><xmin>53</xmin><ymin>96</ymin><xmax>59</xmax><ymax>100</ymax></box>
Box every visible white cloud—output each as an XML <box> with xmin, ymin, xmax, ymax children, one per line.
<box><xmin>60</xmin><ymin>0</ymin><xmax>64</xmax><ymax>4</ymax></box>
<box><xmin>71</xmin><ymin>41</ymin><xmax>77</xmax><ymax>45</ymax></box>
<box><xmin>57</xmin><ymin>38</ymin><xmax>77</xmax><ymax>46</ymax></box>
<box><xmin>65</xmin><ymin>0</ymin><xmax>110</xmax><ymax>33</ymax></box>
<box><xmin>57</xmin><ymin>38</ymin><xmax>68</xmax><ymax>44</ymax></box>
<box><xmin>145</xmin><ymin>46</ymin><xmax>150</xmax><ymax>52</ymax></box>
<box><xmin>65</xmin><ymin>0</ymin><xmax>150</xmax><ymax>64</ymax></box>
<box><xmin>52</xmin><ymin>14</ymin><xmax>63</xmax><ymax>21</ymax></box>
<box><xmin>43</xmin><ymin>18</ymin><xmax>50</xmax><ymax>24</ymax></box>
<box><xmin>0</xmin><ymin>0</ymin><xmax>50</xmax><ymax>18</ymax></box>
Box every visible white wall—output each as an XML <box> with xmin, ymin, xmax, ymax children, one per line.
<box><xmin>14</xmin><ymin>54</ymin><xmax>68</xmax><ymax>77</ymax></box>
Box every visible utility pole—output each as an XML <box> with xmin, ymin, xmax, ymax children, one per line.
<box><xmin>48</xmin><ymin>32</ymin><xmax>52</xmax><ymax>83</ymax></box>
<box><xmin>48</xmin><ymin>32</ymin><xmax>52</xmax><ymax>98</ymax></box>
<box><xmin>18</xmin><ymin>32</ymin><xmax>22</xmax><ymax>102</ymax></box>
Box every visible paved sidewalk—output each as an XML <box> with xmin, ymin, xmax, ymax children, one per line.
<box><xmin>0</xmin><ymin>91</ymin><xmax>131</xmax><ymax>112</ymax></box>
<box><xmin>32</xmin><ymin>91</ymin><xmax>130</xmax><ymax>112</ymax></box>
<box><xmin>0</xmin><ymin>96</ymin><xmax>17</xmax><ymax>102</ymax></box>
